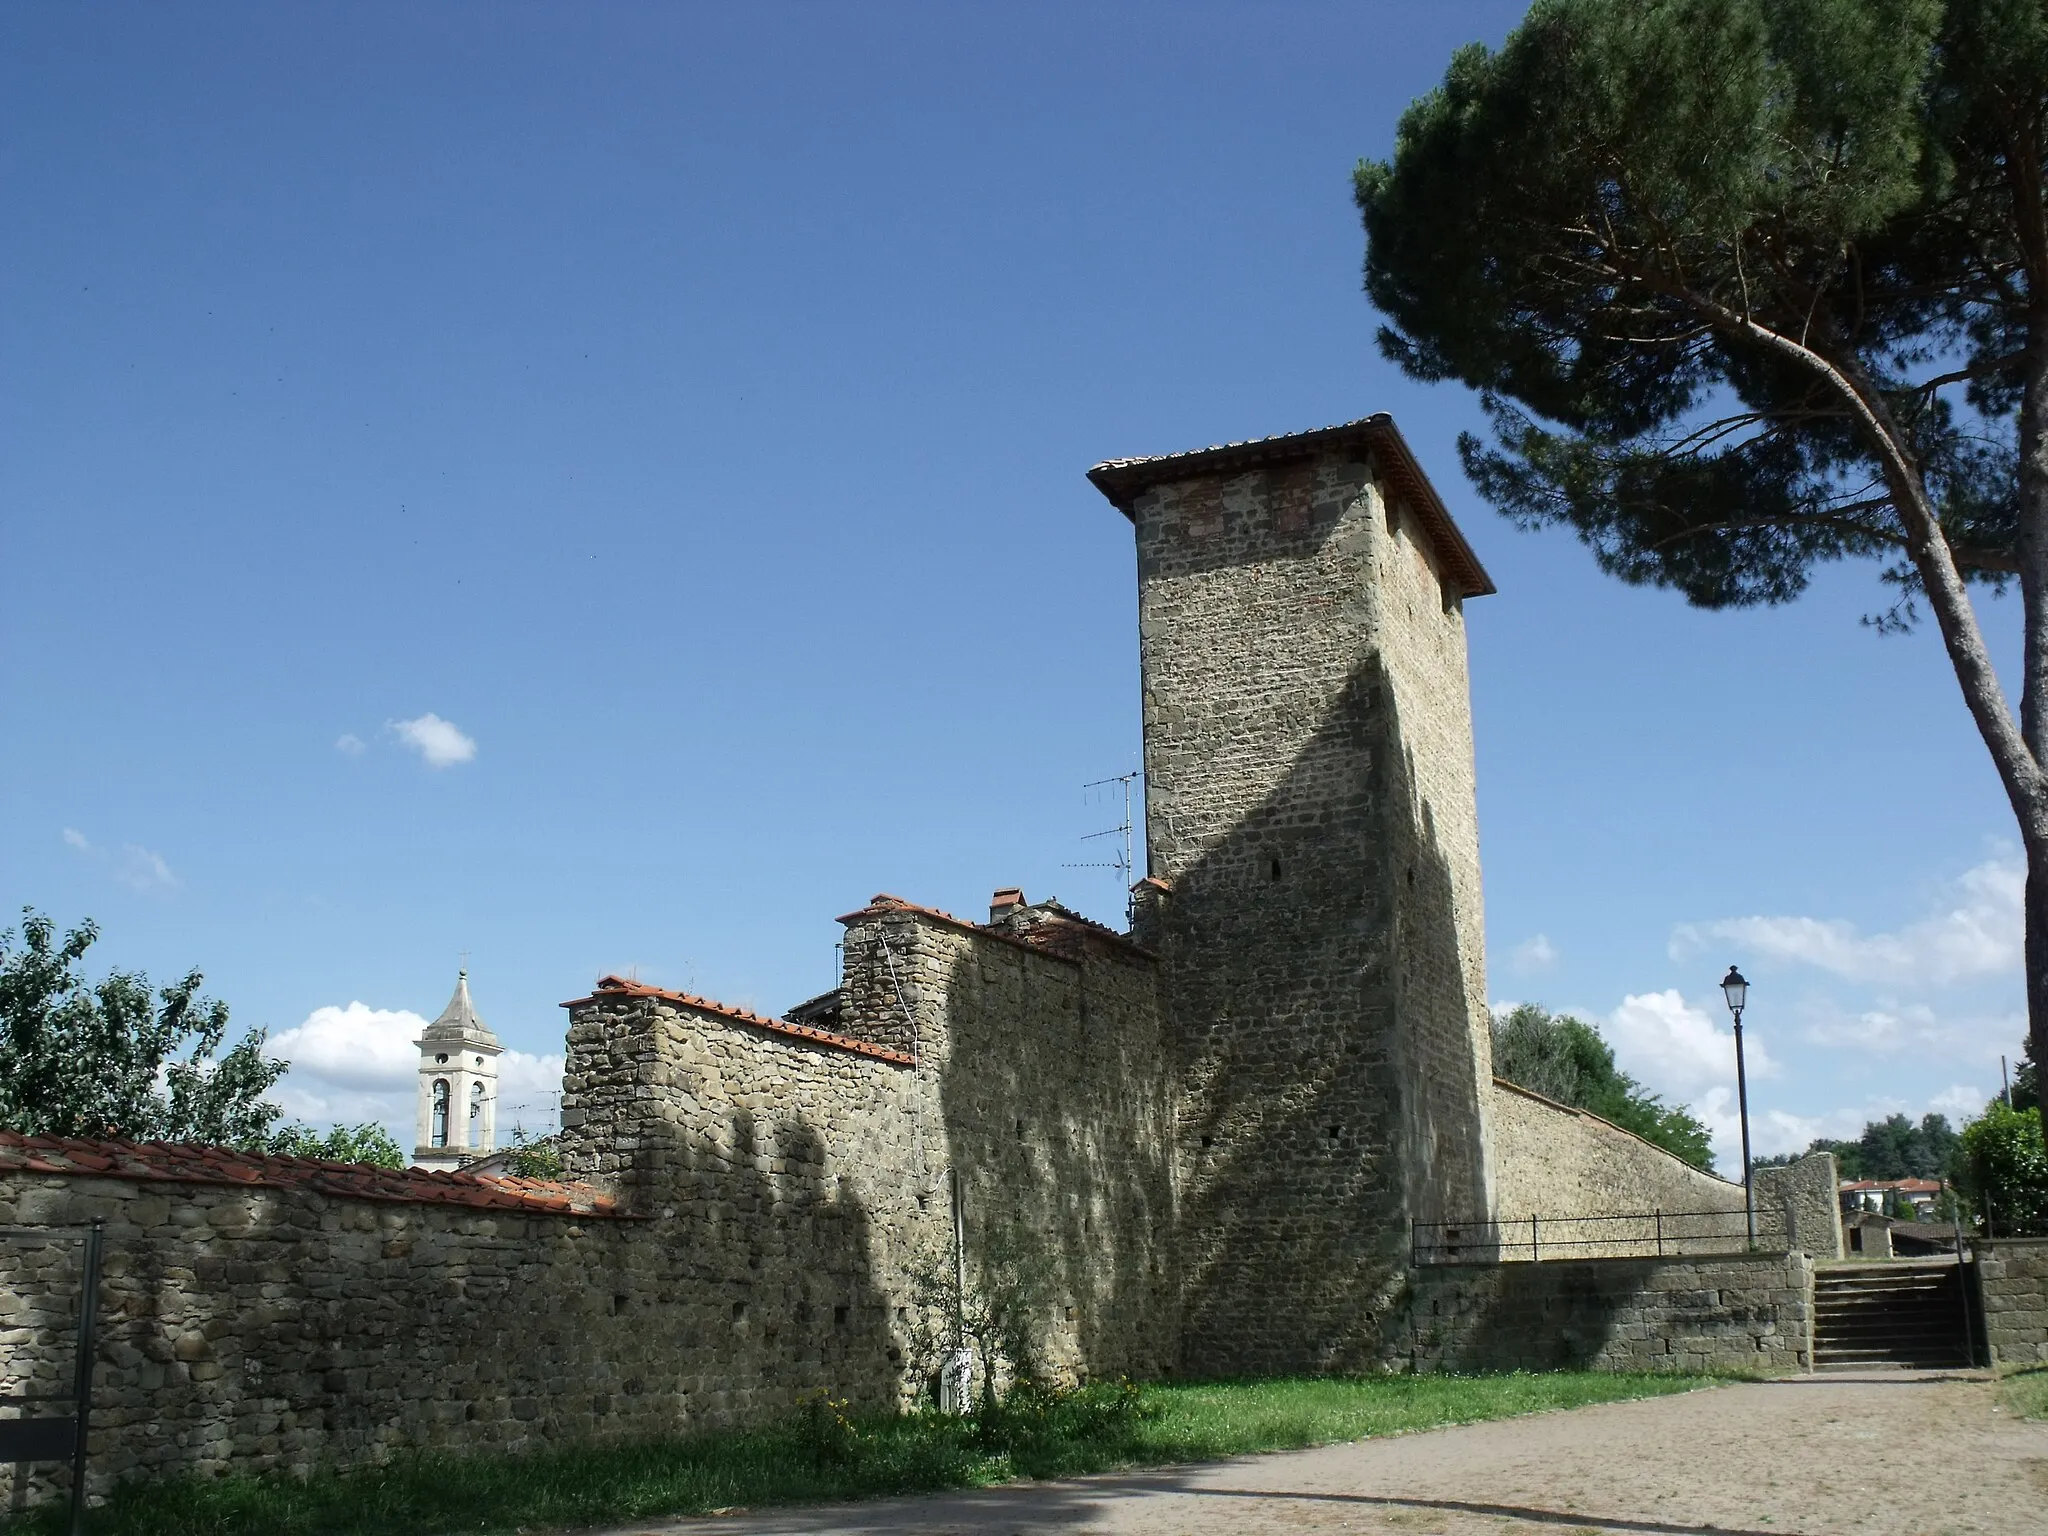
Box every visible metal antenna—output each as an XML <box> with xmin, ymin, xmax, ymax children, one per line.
<box><xmin>1065</xmin><ymin>770</ymin><xmax>1142</xmax><ymax>927</ymax></box>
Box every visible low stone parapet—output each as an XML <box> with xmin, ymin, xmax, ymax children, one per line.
<box><xmin>1976</xmin><ymin>1237</ymin><xmax>2048</xmax><ymax>1364</ymax></box>
<box><xmin>1404</xmin><ymin>1251</ymin><xmax>1814</xmax><ymax>1375</ymax></box>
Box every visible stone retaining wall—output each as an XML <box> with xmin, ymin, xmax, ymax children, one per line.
<box><xmin>1403</xmin><ymin>1251</ymin><xmax>1815</xmax><ymax>1375</ymax></box>
<box><xmin>1976</xmin><ymin>1237</ymin><xmax>2048</xmax><ymax>1364</ymax></box>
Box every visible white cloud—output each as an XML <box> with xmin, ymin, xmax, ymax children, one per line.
<box><xmin>496</xmin><ymin>1050</ymin><xmax>568</xmax><ymax>1136</ymax></box>
<box><xmin>1509</xmin><ymin>934</ymin><xmax>1558</xmax><ymax>973</ymax></box>
<box><xmin>1928</xmin><ymin>1082</ymin><xmax>1988</xmax><ymax>1120</ymax></box>
<box><xmin>268</xmin><ymin>1002</ymin><xmax>425</xmax><ymax>1090</ymax></box>
<box><xmin>117</xmin><ymin>844</ymin><xmax>179</xmax><ymax>893</ymax></box>
<box><xmin>66</xmin><ymin>827</ymin><xmax>178</xmax><ymax>892</ymax></box>
<box><xmin>1671</xmin><ymin>854</ymin><xmax>2021</xmax><ymax>987</ymax></box>
<box><xmin>1786</xmin><ymin>993</ymin><xmax>2021</xmax><ymax>1063</ymax></box>
<box><xmin>1606</xmin><ymin>988</ymin><xmax>1775</xmax><ymax>1103</ymax></box>
<box><xmin>1748</xmin><ymin>1101</ymin><xmax>1873</xmax><ymax>1160</ymax></box>
<box><xmin>389</xmin><ymin>713</ymin><xmax>477</xmax><ymax>769</ymax></box>
<box><xmin>335</xmin><ymin>732</ymin><xmax>366</xmax><ymax>756</ymax></box>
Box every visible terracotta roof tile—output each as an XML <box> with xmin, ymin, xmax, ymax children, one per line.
<box><xmin>1086</xmin><ymin>414</ymin><xmax>1496</xmax><ymax>599</ymax></box>
<box><xmin>838</xmin><ymin>893</ymin><xmax>1155</xmax><ymax>963</ymax></box>
<box><xmin>562</xmin><ymin>976</ymin><xmax>918</xmax><ymax>1067</ymax></box>
<box><xmin>0</xmin><ymin>1131</ymin><xmax>628</xmax><ymax>1217</ymax></box>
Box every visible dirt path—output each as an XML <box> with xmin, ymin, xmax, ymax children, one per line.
<box><xmin>590</xmin><ymin>1371</ymin><xmax>2046</xmax><ymax>1536</ymax></box>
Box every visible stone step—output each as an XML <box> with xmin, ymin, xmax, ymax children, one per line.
<box><xmin>1811</xmin><ymin>1261</ymin><xmax>1970</xmax><ymax>1369</ymax></box>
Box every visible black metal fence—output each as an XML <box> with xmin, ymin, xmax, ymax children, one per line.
<box><xmin>0</xmin><ymin>1219</ymin><xmax>104</xmax><ymax>1536</ymax></box>
<box><xmin>1412</xmin><ymin>1208</ymin><xmax>1775</xmax><ymax>1264</ymax></box>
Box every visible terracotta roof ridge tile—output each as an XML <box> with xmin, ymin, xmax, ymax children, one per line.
<box><xmin>0</xmin><ymin>1130</ymin><xmax>628</xmax><ymax>1217</ymax></box>
<box><xmin>1020</xmin><ymin>905</ymin><xmax>1158</xmax><ymax>959</ymax></box>
<box><xmin>834</xmin><ymin>894</ymin><xmax>1080</xmax><ymax>964</ymax></box>
<box><xmin>1086</xmin><ymin>414</ymin><xmax>1495</xmax><ymax>599</ymax></box>
<box><xmin>563</xmin><ymin>975</ymin><xmax>917</xmax><ymax>1066</ymax></box>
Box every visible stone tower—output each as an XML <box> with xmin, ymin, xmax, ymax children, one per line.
<box><xmin>1089</xmin><ymin>416</ymin><xmax>1497</xmax><ymax>1376</ymax></box>
<box><xmin>412</xmin><ymin>970</ymin><xmax>503</xmax><ymax>1172</ymax></box>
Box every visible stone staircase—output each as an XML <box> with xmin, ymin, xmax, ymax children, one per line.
<box><xmin>1813</xmin><ymin>1260</ymin><xmax>1974</xmax><ymax>1369</ymax></box>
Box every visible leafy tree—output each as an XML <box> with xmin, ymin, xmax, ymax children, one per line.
<box><xmin>903</xmin><ymin>1215</ymin><xmax>1058</xmax><ymax>1415</ymax></box>
<box><xmin>1491</xmin><ymin>1003</ymin><xmax>1717</xmax><ymax>1170</ymax></box>
<box><xmin>0</xmin><ymin>908</ymin><xmax>286</xmax><ymax>1146</ymax></box>
<box><xmin>503</xmin><ymin>1125</ymin><xmax>562</xmax><ymax>1179</ymax></box>
<box><xmin>1996</xmin><ymin>1039</ymin><xmax>2041</xmax><ymax>1113</ymax></box>
<box><xmin>269</xmin><ymin>1121</ymin><xmax>405</xmax><ymax>1168</ymax></box>
<box><xmin>1759</xmin><ymin>1110</ymin><xmax>1959</xmax><ymax>1178</ymax></box>
<box><xmin>1357</xmin><ymin>0</ymin><xmax>2048</xmax><ymax>1149</ymax></box>
<box><xmin>1957</xmin><ymin>1101</ymin><xmax>2048</xmax><ymax>1233</ymax></box>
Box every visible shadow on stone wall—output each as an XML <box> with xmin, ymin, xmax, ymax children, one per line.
<box><xmin>2</xmin><ymin>1082</ymin><xmax>906</xmax><ymax>1505</ymax></box>
<box><xmin>1417</xmin><ymin>1261</ymin><xmax>1642</xmax><ymax>1371</ymax></box>
<box><xmin>934</xmin><ymin>941</ymin><xmax>1178</xmax><ymax>1384</ymax></box>
<box><xmin>1156</xmin><ymin>653</ymin><xmax>1489</xmax><ymax>1376</ymax></box>
<box><xmin>588</xmin><ymin>1088</ymin><xmax>906</xmax><ymax>1422</ymax></box>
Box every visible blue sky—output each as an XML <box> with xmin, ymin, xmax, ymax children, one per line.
<box><xmin>3</xmin><ymin>1</ymin><xmax>2026</xmax><ymax>1167</ymax></box>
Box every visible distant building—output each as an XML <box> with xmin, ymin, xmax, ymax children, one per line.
<box><xmin>412</xmin><ymin>971</ymin><xmax>502</xmax><ymax>1172</ymax></box>
<box><xmin>1840</xmin><ymin>1178</ymin><xmax>1942</xmax><ymax>1219</ymax></box>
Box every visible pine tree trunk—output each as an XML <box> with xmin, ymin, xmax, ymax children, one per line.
<box><xmin>2027</xmin><ymin>850</ymin><xmax>2048</xmax><ymax>1132</ymax></box>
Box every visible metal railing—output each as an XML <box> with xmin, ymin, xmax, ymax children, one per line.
<box><xmin>1412</xmin><ymin>1208</ymin><xmax>1779</xmax><ymax>1264</ymax></box>
<box><xmin>0</xmin><ymin>1219</ymin><xmax>104</xmax><ymax>1536</ymax></box>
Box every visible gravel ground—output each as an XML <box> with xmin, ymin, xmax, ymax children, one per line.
<box><xmin>590</xmin><ymin>1370</ymin><xmax>2046</xmax><ymax>1536</ymax></box>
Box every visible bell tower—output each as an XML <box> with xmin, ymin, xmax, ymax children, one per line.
<box><xmin>412</xmin><ymin>970</ymin><xmax>503</xmax><ymax>1172</ymax></box>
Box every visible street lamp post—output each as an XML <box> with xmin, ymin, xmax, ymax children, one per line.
<box><xmin>1721</xmin><ymin>965</ymin><xmax>1756</xmax><ymax>1247</ymax></box>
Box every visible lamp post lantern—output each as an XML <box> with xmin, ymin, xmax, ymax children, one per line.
<box><xmin>1721</xmin><ymin>965</ymin><xmax>1755</xmax><ymax>1247</ymax></box>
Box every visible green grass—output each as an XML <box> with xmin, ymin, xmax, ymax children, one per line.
<box><xmin>7</xmin><ymin>1372</ymin><xmax>1723</xmax><ymax>1536</ymax></box>
<box><xmin>1997</xmin><ymin>1364</ymin><xmax>2048</xmax><ymax>1420</ymax></box>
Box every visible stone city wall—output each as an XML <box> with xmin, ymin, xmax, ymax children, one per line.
<box><xmin>0</xmin><ymin>1156</ymin><xmax>676</xmax><ymax>1508</ymax></box>
<box><xmin>1488</xmin><ymin>1080</ymin><xmax>1747</xmax><ymax>1251</ymax></box>
<box><xmin>0</xmin><ymin>905</ymin><xmax>1173</xmax><ymax>1510</ymax></box>
<box><xmin>557</xmin><ymin>893</ymin><xmax>1176</xmax><ymax>1390</ymax></box>
<box><xmin>1403</xmin><ymin>1250</ymin><xmax>1815</xmax><ymax>1375</ymax></box>
<box><xmin>1486</xmin><ymin>1086</ymin><xmax>1840</xmax><ymax>1261</ymax></box>
<box><xmin>833</xmin><ymin>897</ymin><xmax>1179</xmax><ymax>1382</ymax></box>
<box><xmin>1975</xmin><ymin>1236</ymin><xmax>2048</xmax><ymax>1364</ymax></box>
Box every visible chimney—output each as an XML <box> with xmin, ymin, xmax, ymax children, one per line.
<box><xmin>989</xmin><ymin>887</ymin><xmax>1027</xmax><ymax>925</ymax></box>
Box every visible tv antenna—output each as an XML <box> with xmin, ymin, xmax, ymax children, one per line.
<box><xmin>1065</xmin><ymin>770</ymin><xmax>1141</xmax><ymax>927</ymax></box>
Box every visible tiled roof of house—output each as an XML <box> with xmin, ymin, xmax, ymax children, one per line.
<box><xmin>1841</xmin><ymin>1178</ymin><xmax>1944</xmax><ymax>1194</ymax></box>
<box><xmin>1007</xmin><ymin>899</ymin><xmax>1158</xmax><ymax>962</ymax></box>
<box><xmin>837</xmin><ymin>893</ymin><xmax>1155</xmax><ymax>963</ymax></box>
<box><xmin>1086</xmin><ymin>414</ymin><xmax>1496</xmax><ymax>599</ymax></box>
<box><xmin>0</xmin><ymin>1131</ymin><xmax>626</xmax><ymax>1216</ymax></box>
<box><xmin>561</xmin><ymin>975</ymin><xmax>918</xmax><ymax>1066</ymax></box>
